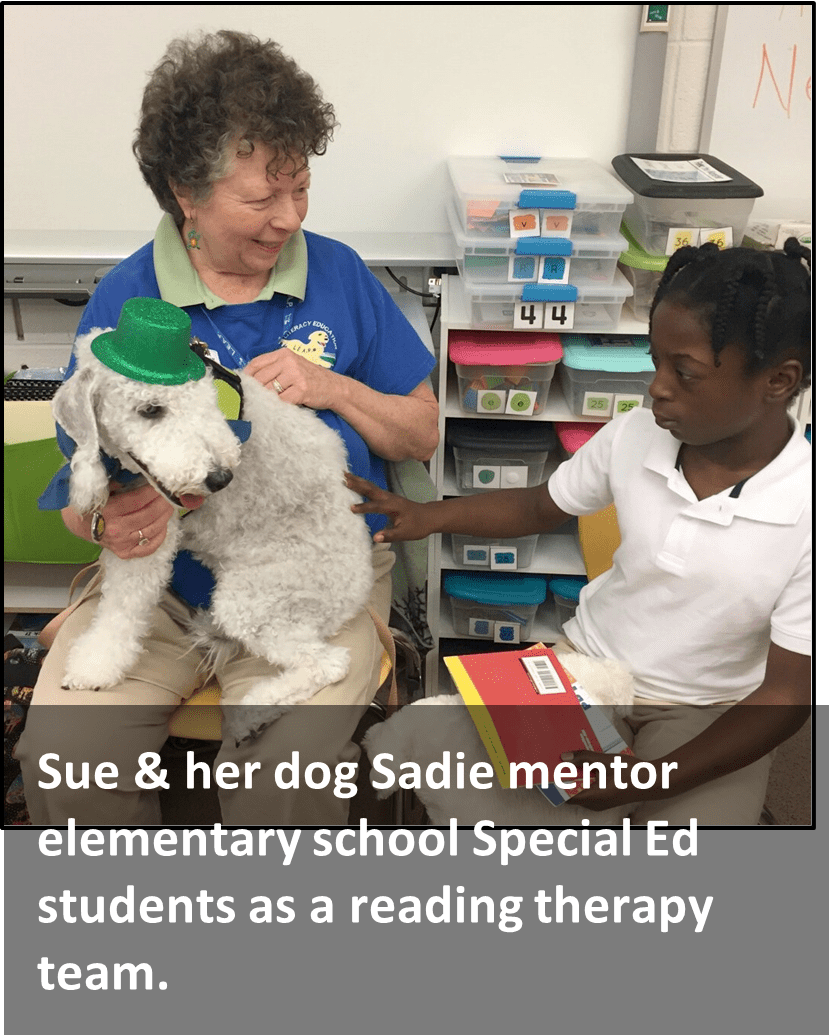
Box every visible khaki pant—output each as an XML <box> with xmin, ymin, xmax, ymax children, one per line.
<box><xmin>616</xmin><ymin>698</ymin><xmax>774</xmax><ymax>826</ymax></box>
<box><xmin>17</xmin><ymin>543</ymin><xmax>395</xmax><ymax>827</ymax></box>
<box><xmin>552</xmin><ymin>636</ymin><xmax>774</xmax><ymax>826</ymax></box>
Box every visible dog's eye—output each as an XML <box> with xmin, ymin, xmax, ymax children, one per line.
<box><xmin>138</xmin><ymin>404</ymin><xmax>165</xmax><ymax>419</ymax></box>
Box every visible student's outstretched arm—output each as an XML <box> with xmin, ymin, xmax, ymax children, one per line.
<box><xmin>345</xmin><ymin>474</ymin><xmax>573</xmax><ymax>544</ymax></box>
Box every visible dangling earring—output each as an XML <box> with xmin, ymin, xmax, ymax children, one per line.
<box><xmin>186</xmin><ymin>218</ymin><xmax>201</xmax><ymax>250</ymax></box>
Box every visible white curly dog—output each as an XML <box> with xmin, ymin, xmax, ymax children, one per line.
<box><xmin>52</xmin><ymin>328</ymin><xmax>374</xmax><ymax>742</ymax></box>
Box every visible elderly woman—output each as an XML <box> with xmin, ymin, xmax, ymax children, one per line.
<box><xmin>18</xmin><ymin>31</ymin><xmax>439</xmax><ymax>826</ymax></box>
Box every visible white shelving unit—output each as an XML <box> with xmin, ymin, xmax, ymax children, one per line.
<box><xmin>424</xmin><ymin>275</ymin><xmax>648</xmax><ymax>696</ymax></box>
<box><xmin>425</xmin><ymin>275</ymin><xmax>812</xmax><ymax>696</ymax></box>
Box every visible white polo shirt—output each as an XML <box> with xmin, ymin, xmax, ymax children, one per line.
<box><xmin>548</xmin><ymin>408</ymin><xmax>812</xmax><ymax>704</ymax></box>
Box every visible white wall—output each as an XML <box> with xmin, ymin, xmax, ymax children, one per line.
<box><xmin>702</xmin><ymin>5</ymin><xmax>812</xmax><ymax>219</ymax></box>
<box><xmin>4</xmin><ymin>4</ymin><xmax>641</xmax><ymax>235</ymax></box>
<box><xmin>656</xmin><ymin>4</ymin><xmax>718</xmax><ymax>151</ymax></box>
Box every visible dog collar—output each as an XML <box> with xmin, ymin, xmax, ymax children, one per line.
<box><xmin>190</xmin><ymin>338</ymin><xmax>245</xmax><ymax>422</ymax></box>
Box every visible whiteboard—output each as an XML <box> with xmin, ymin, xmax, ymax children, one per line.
<box><xmin>3</xmin><ymin>4</ymin><xmax>640</xmax><ymax>235</ymax></box>
<box><xmin>701</xmin><ymin>5</ymin><xmax>812</xmax><ymax>219</ymax></box>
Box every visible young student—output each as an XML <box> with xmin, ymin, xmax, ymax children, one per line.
<box><xmin>346</xmin><ymin>239</ymin><xmax>812</xmax><ymax>826</ymax></box>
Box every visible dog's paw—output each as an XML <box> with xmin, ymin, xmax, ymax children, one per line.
<box><xmin>223</xmin><ymin>703</ymin><xmax>288</xmax><ymax>745</ymax></box>
<box><xmin>62</xmin><ymin>642</ymin><xmax>128</xmax><ymax>691</ymax></box>
<box><xmin>61</xmin><ymin>676</ymin><xmax>103</xmax><ymax>692</ymax></box>
<box><xmin>311</xmin><ymin>646</ymin><xmax>351</xmax><ymax>687</ymax></box>
<box><xmin>61</xmin><ymin>665</ymin><xmax>123</xmax><ymax>691</ymax></box>
<box><xmin>237</xmin><ymin>677</ymin><xmax>307</xmax><ymax>712</ymax></box>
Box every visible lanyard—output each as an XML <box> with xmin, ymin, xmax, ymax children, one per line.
<box><xmin>199</xmin><ymin>298</ymin><xmax>298</xmax><ymax>370</ymax></box>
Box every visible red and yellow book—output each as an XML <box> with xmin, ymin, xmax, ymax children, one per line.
<box><xmin>444</xmin><ymin>643</ymin><xmax>631</xmax><ymax>804</ymax></box>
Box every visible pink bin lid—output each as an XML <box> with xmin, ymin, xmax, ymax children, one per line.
<box><xmin>449</xmin><ymin>330</ymin><xmax>562</xmax><ymax>366</ymax></box>
<box><xmin>556</xmin><ymin>421</ymin><xmax>601</xmax><ymax>454</ymax></box>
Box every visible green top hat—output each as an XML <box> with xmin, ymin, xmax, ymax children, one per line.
<box><xmin>91</xmin><ymin>297</ymin><xmax>205</xmax><ymax>385</ymax></box>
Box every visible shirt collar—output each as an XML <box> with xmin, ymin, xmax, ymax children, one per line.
<box><xmin>643</xmin><ymin>418</ymin><xmax>688</xmax><ymax>496</ymax></box>
<box><xmin>153</xmin><ymin>213</ymin><xmax>308</xmax><ymax>309</ymax></box>
<box><xmin>644</xmin><ymin>413</ymin><xmax>811</xmax><ymax>525</ymax></box>
<box><xmin>729</xmin><ymin>418</ymin><xmax>811</xmax><ymax>524</ymax></box>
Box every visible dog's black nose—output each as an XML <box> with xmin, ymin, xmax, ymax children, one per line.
<box><xmin>205</xmin><ymin>468</ymin><xmax>234</xmax><ymax>493</ymax></box>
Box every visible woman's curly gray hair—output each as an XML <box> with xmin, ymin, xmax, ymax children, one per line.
<box><xmin>133</xmin><ymin>30</ymin><xmax>337</xmax><ymax>224</ymax></box>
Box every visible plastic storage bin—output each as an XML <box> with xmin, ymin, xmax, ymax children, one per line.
<box><xmin>550</xmin><ymin>576</ymin><xmax>588</xmax><ymax>629</ymax></box>
<box><xmin>611</xmin><ymin>153</ymin><xmax>763</xmax><ymax>256</ymax></box>
<box><xmin>448</xmin><ymin>156</ymin><xmax>632</xmax><ymax>239</ymax></box>
<box><xmin>448</xmin><ymin>202</ymin><xmax>625</xmax><ymax>285</ymax></box>
<box><xmin>555</xmin><ymin>421</ymin><xmax>602</xmax><ymax>456</ymax></box>
<box><xmin>450</xmin><ymin>532</ymin><xmax>540</xmax><ymax>570</ymax></box>
<box><xmin>617</xmin><ymin>222</ymin><xmax>668</xmax><ymax>323</ymax></box>
<box><xmin>560</xmin><ymin>335</ymin><xmax>655</xmax><ymax>419</ymax></box>
<box><xmin>449</xmin><ymin>330</ymin><xmax>562</xmax><ymax>417</ymax></box>
<box><xmin>446</xmin><ymin>420</ymin><xmax>559</xmax><ymax>494</ymax></box>
<box><xmin>444</xmin><ymin>572</ymin><xmax>548</xmax><ymax>643</ymax></box>
<box><xmin>459</xmin><ymin>269</ymin><xmax>633</xmax><ymax>332</ymax></box>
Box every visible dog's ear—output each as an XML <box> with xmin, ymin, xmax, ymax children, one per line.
<box><xmin>52</xmin><ymin>364</ymin><xmax>110</xmax><ymax>513</ymax></box>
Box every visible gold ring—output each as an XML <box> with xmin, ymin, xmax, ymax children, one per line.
<box><xmin>91</xmin><ymin>511</ymin><xmax>106</xmax><ymax>543</ymax></box>
<box><xmin>138</xmin><ymin>530</ymin><xmax>150</xmax><ymax>547</ymax></box>
<box><xmin>272</xmin><ymin>379</ymin><xmax>284</xmax><ymax>394</ymax></box>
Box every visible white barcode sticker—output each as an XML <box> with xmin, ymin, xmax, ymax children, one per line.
<box><xmin>521</xmin><ymin>655</ymin><xmax>568</xmax><ymax>695</ymax></box>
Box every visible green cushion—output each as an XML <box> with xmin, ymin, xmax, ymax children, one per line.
<box><xmin>4</xmin><ymin>437</ymin><xmax>101</xmax><ymax>564</ymax></box>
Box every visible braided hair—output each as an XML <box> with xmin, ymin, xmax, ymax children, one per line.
<box><xmin>649</xmin><ymin>238</ymin><xmax>812</xmax><ymax>389</ymax></box>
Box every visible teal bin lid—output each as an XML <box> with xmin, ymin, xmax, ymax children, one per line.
<box><xmin>562</xmin><ymin>336</ymin><xmax>655</xmax><ymax>372</ymax></box>
<box><xmin>446</xmin><ymin>419</ymin><xmax>557</xmax><ymax>451</ymax></box>
<box><xmin>562</xmin><ymin>332</ymin><xmax>649</xmax><ymax>348</ymax></box>
<box><xmin>445</xmin><ymin>572</ymin><xmax>548</xmax><ymax>606</ymax></box>
<box><xmin>549</xmin><ymin>576</ymin><xmax>588</xmax><ymax>602</ymax></box>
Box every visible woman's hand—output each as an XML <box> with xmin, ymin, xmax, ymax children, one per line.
<box><xmin>344</xmin><ymin>473</ymin><xmax>435</xmax><ymax>543</ymax></box>
<box><xmin>63</xmin><ymin>483</ymin><xmax>177</xmax><ymax>560</ymax></box>
<box><xmin>245</xmin><ymin>348</ymin><xmax>339</xmax><ymax>410</ymax></box>
<box><xmin>245</xmin><ymin>349</ymin><xmax>440</xmax><ymax>463</ymax></box>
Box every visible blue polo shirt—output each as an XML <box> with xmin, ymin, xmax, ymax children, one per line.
<box><xmin>75</xmin><ymin>216</ymin><xmax>435</xmax><ymax>506</ymax></box>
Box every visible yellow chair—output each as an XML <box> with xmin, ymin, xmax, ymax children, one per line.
<box><xmin>578</xmin><ymin>504</ymin><xmax>621</xmax><ymax>580</ymax></box>
<box><xmin>168</xmin><ymin>680</ymin><xmax>224</xmax><ymax>740</ymax></box>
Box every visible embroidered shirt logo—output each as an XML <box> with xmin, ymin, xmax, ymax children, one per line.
<box><xmin>281</xmin><ymin>321</ymin><xmax>337</xmax><ymax>368</ymax></box>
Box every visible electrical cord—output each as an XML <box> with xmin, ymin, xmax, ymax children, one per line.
<box><xmin>384</xmin><ymin>264</ymin><xmax>441</xmax><ymax>332</ymax></box>
<box><xmin>384</xmin><ymin>267</ymin><xmax>435</xmax><ymax>299</ymax></box>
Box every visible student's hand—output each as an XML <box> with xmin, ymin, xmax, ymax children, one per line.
<box><xmin>560</xmin><ymin>750</ymin><xmax>655</xmax><ymax>812</ymax></box>
<box><xmin>344</xmin><ymin>473</ymin><xmax>434</xmax><ymax>543</ymax></box>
